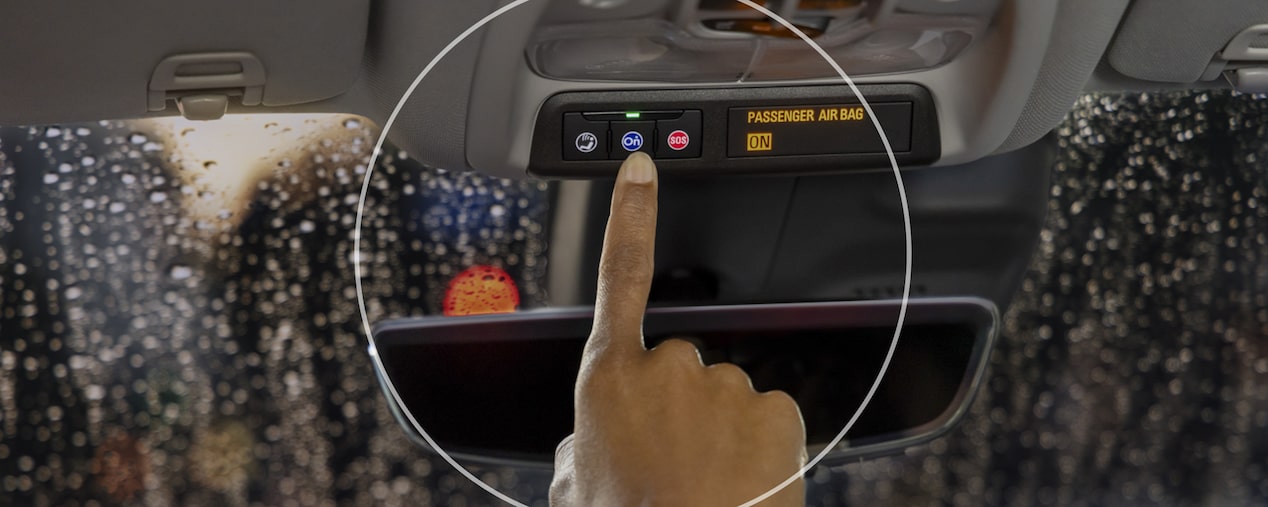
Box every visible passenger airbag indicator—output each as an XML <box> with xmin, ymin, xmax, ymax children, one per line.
<box><xmin>747</xmin><ymin>133</ymin><xmax>772</xmax><ymax>151</ymax></box>
<box><xmin>728</xmin><ymin>102</ymin><xmax>912</xmax><ymax>157</ymax></box>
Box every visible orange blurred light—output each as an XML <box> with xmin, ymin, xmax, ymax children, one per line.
<box><xmin>443</xmin><ymin>265</ymin><xmax>520</xmax><ymax>316</ymax></box>
<box><xmin>91</xmin><ymin>430</ymin><xmax>149</xmax><ymax>502</ymax></box>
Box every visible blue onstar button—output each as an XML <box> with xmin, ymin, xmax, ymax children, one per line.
<box><xmin>620</xmin><ymin>131</ymin><xmax>644</xmax><ymax>152</ymax></box>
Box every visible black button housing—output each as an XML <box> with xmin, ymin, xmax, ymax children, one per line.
<box><xmin>531</xmin><ymin>84</ymin><xmax>940</xmax><ymax>178</ymax></box>
<box><xmin>562</xmin><ymin>113</ymin><xmax>607</xmax><ymax>161</ymax></box>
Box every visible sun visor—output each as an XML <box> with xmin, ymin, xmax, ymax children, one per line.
<box><xmin>0</xmin><ymin>1</ymin><xmax>369</xmax><ymax>124</ymax></box>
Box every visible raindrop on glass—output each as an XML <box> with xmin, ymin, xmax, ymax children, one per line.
<box><xmin>169</xmin><ymin>265</ymin><xmax>193</xmax><ymax>281</ymax></box>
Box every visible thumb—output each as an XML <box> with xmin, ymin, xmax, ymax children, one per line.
<box><xmin>549</xmin><ymin>434</ymin><xmax>578</xmax><ymax>506</ymax></box>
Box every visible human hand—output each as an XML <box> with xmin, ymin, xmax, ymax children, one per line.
<box><xmin>550</xmin><ymin>152</ymin><xmax>807</xmax><ymax>507</ymax></box>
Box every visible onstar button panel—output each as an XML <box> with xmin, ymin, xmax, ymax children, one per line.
<box><xmin>562</xmin><ymin>110</ymin><xmax>703</xmax><ymax>161</ymax></box>
<box><xmin>727</xmin><ymin>102</ymin><xmax>912</xmax><ymax>157</ymax></box>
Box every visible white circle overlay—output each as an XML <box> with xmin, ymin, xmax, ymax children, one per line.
<box><xmin>353</xmin><ymin>0</ymin><xmax>913</xmax><ymax>505</ymax></box>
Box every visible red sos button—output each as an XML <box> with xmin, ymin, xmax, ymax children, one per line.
<box><xmin>666</xmin><ymin>130</ymin><xmax>690</xmax><ymax>151</ymax></box>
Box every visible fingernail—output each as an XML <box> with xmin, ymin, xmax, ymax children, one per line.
<box><xmin>623</xmin><ymin>152</ymin><xmax>655</xmax><ymax>184</ymax></box>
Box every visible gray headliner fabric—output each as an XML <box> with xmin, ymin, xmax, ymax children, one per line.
<box><xmin>996</xmin><ymin>0</ymin><xmax>1129</xmax><ymax>154</ymax></box>
<box><xmin>0</xmin><ymin>1</ymin><xmax>370</xmax><ymax>125</ymax></box>
<box><xmin>1107</xmin><ymin>0</ymin><xmax>1268</xmax><ymax>83</ymax></box>
<box><xmin>355</xmin><ymin>0</ymin><xmax>497</xmax><ymax>173</ymax></box>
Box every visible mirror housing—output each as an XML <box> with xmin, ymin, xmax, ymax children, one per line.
<box><xmin>370</xmin><ymin>297</ymin><xmax>997</xmax><ymax>467</ymax></box>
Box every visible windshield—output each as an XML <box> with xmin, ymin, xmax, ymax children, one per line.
<box><xmin>2</xmin><ymin>90</ymin><xmax>1267</xmax><ymax>506</ymax></box>
<box><xmin>0</xmin><ymin>115</ymin><xmax>555</xmax><ymax>505</ymax></box>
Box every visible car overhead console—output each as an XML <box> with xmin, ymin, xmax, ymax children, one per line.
<box><xmin>529</xmin><ymin>84</ymin><xmax>939</xmax><ymax>177</ymax></box>
<box><xmin>456</xmin><ymin>0</ymin><xmax>1082</xmax><ymax>178</ymax></box>
<box><xmin>528</xmin><ymin>0</ymin><xmax>996</xmax><ymax>83</ymax></box>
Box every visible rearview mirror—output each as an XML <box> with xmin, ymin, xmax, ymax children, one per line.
<box><xmin>369</xmin><ymin>298</ymin><xmax>997</xmax><ymax>467</ymax></box>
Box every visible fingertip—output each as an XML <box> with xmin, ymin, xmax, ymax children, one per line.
<box><xmin>611</xmin><ymin>152</ymin><xmax>658</xmax><ymax>219</ymax></box>
<box><xmin>619</xmin><ymin>151</ymin><xmax>656</xmax><ymax>185</ymax></box>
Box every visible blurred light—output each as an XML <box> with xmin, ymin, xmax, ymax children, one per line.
<box><xmin>131</xmin><ymin>113</ymin><xmax>374</xmax><ymax>233</ymax></box>
<box><xmin>443</xmin><ymin>265</ymin><xmax>520</xmax><ymax>316</ymax></box>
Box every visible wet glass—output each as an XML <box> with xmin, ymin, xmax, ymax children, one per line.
<box><xmin>2</xmin><ymin>89</ymin><xmax>1268</xmax><ymax>506</ymax></box>
<box><xmin>0</xmin><ymin>115</ymin><xmax>554</xmax><ymax>505</ymax></box>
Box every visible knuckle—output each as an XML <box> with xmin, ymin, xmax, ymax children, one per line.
<box><xmin>760</xmin><ymin>390</ymin><xmax>804</xmax><ymax>425</ymax></box>
<box><xmin>575</xmin><ymin>372</ymin><xmax>605</xmax><ymax>398</ymax></box>
<box><xmin>648</xmin><ymin>338</ymin><xmax>702</xmax><ymax>369</ymax></box>
<box><xmin>706</xmin><ymin>363</ymin><xmax>754</xmax><ymax>390</ymax></box>
<box><xmin>575</xmin><ymin>354</ymin><xmax>625</xmax><ymax>395</ymax></box>
<box><xmin>578</xmin><ymin>350</ymin><xmax>621</xmax><ymax>378</ymax></box>
<box><xmin>580</xmin><ymin>329</ymin><xmax>635</xmax><ymax>360</ymax></box>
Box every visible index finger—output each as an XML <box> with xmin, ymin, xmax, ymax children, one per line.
<box><xmin>585</xmin><ymin>152</ymin><xmax>659</xmax><ymax>359</ymax></box>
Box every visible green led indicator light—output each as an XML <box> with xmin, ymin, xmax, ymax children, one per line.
<box><xmin>625</xmin><ymin>112</ymin><xmax>641</xmax><ymax>119</ymax></box>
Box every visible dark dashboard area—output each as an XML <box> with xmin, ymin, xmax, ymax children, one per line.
<box><xmin>374</xmin><ymin>303</ymin><xmax>988</xmax><ymax>463</ymax></box>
